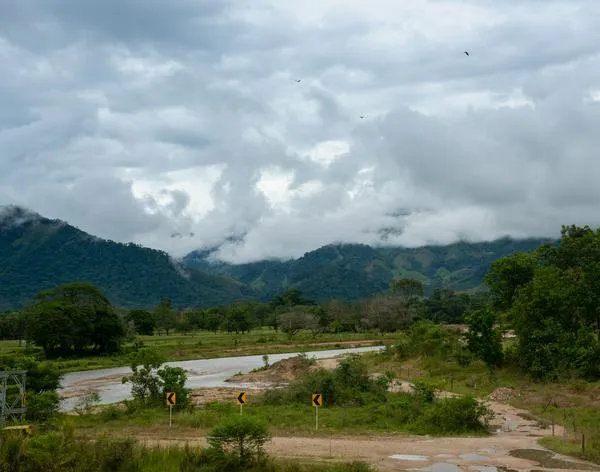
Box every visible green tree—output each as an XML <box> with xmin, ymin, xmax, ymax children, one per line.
<box><xmin>122</xmin><ymin>348</ymin><xmax>165</xmax><ymax>405</ymax></box>
<box><xmin>490</xmin><ymin>225</ymin><xmax>600</xmax><ymax>379</ymax></box>
<box><xmin>407</xmin><ymin>320</ymin><xmax>459</xmax><ymax>358</ymax></box>
<box><xmin>122</xmin><ymin>348</ymin><xmax>191</xmax><ymax>407</ymax></box>
<box><xmin>204</xmin><ymin>309</ymin><xmax>222</xmax><ymax>333</ymax></box>
<box><xmin>464</xmin><ymin>307</ymin><xmax>503</xmax><ymax>370</ymax></box>
<box><xmin>0</xmin><ymin>312</ymin><xmax>26</xmax><ymax>342</ymax></box>
<box><xmin>511</xmin><ymin>265</ymin><xmax>600</xmax><ymax>379</ymax></box>
<box><xmin>221</xmin><ymin>304</ymin><xmax>253</xmax><ymax>334</ymax></box>
<box><xmin>25</xmin><ymin>282</ymin><xmax>124</xmax><ymax>356</ymax></box>
<box><xmin>126</xmin><ymin>309</ymin><xmax>156</xmax><ymax>336</ymax></box>
<box><xmin>153</xmin><ymin>299</ymin><xmax>177</xmax><ymax>335</ymax></box>
<box><xmin>270</xmin><ymin>288</ymin><xmax>313</xmax><ymax>310</ymax></box>
<box><xmin>485</xmin><ymin>252</ymin><xmax>536</xmax><ymax>311</ymax></box>
<box><xmin>390</xmin><ymin>277</ymin><xmax>424</xmax><ymax>301</ymax></box>
<box><xmin>425</xmin><ymin>289</ymin><xmax>472</xmax><ymax>324</ymax></box>
<box><xmin>158</xmin><ymin>366</ymin><xmax>191</xmax><ymax>408</ymax></box>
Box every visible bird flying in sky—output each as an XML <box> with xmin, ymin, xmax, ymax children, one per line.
<box><xmin>464</xmin><ymin>51</ymin><xmax>470</xmax><ymax>56</ymax></box>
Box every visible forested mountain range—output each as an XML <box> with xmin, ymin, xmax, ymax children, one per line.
<box><xmin>185</xmin><ymin>237</ymin><xmax>554</xmax><ymax>301</ymax></box>
<box><xmin>0</xmin><ymin>206</ymin><xmax>253</xmax><ymax>310</ymax></box>
<box><xmin>0</xmin><ymin>205</ymin><xmax>555</xmax><ymax>309</ymax></box>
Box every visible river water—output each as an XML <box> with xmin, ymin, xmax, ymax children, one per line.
<box><xmin>59</xmin><ymin>345</ymin><xmax>385</xmax><ymax>411</ymax></box>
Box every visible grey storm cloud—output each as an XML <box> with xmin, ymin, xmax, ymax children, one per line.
<box><xmin>1</xmin><ymin>0</ymin><xmax>600</xmax><ymax>263</ymax></box>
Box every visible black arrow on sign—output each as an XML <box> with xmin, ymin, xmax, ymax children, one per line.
<box><xmin>167</xmin><ymin>392</ymin><xmax>176</xmax><ymax>405</ymax></box>
<box><xmin>313</xmin><ymin>394</ymin><xmax>321</xmax><ymax>406</ymax></box>
<box><xmin>237</xmin><ymin>392</ymin><xmax>246</xmax><ymax>404</ymax></box>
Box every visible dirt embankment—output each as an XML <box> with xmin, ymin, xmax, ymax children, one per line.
<box><xmin>188</xmin><ymin>356</ymin><xmax>340</xmax><ymax>405</ymax></box>
<box><xmin>225</xmin><ymin>355</ymin><xmax>341</xmax><ymax>384</ymax></box>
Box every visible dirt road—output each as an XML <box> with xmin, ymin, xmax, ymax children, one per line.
<box><xmin>133</xmin><ymin>396</ymin><xmax>597</xmax><ymax>472</ymax></box>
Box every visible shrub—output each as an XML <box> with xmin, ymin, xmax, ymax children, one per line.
<box><xmin>415</xmin><ymin>396</ymin><xmax>493</xmax><ymax>435</ymax></box>
<box><xmin>261</xmin><ymin>355</ymin><xmax>386</xmax><ymax>407</ymax></box>
<box><xmin>406</xmin><ymin>320</ymin><xmax>460</xmax><ymax>358</ymax></box>
<box><xmin>158</xmin><ymin>366</ymin><xmax>191</xmax><ymax>408</ymax></box>
<box><xmin>26</xmin><ymin>391</ymin><xmax>61</xmax><ymax>422</ymax></box>
<box><xmin>208</xmin><ymin>417</ymin><xmax>271</xmax><ymax>462</ymax></box>
<box><xmin>122</xmin><ymin>348</ymin><xmax>190</xmax><ymax>408</ymax></box>
<box><xmin>411</xmin><ymin>379</ymin><xmax>437</xmax><ymax>403</ymax></box>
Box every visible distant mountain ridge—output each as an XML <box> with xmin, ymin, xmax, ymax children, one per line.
<box><xmin>0</xmin><ymin>205</ymin><xmax>557</xmax><ymax>309</ymax></box>
<box><xmin>0</xmin><ymin>205</ymin><xmax>253</xmax><ymax>310</ymax></box>
<box><xmin>183</xmin><ymin>236</ymin><xmax>556</xmax><ymax>301</ymax></box>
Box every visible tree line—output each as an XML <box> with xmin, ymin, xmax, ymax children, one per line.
<box><xmin>0</xmin><ymin>280</ymin><xmax>485</xmax><ymax>358</ymax></box>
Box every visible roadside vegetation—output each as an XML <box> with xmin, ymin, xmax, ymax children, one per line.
<box><xmin>73</xmin><ymin>352</ymin><xmax>492</xmax><ymax>437</ymax></box>
<box><xmin>0</xmin><ymin>420</ymin><xmax>375</xmax><ymax>472</ymax></box>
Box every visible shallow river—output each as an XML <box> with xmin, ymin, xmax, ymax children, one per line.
<box><xmin>59</xmin><ymin>345</ymin><xmax>384</xmax><ymax>411</ymax></box>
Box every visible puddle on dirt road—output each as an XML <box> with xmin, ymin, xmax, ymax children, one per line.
<box><xmin>389</xmin><ymin>454</ymin><xmax>428</xmax><ymax>461</ymax></box>
<box><xmin>509</xmin><ymin>449</ymin><xmax>600</xmax><ymax>471</ymax></box>
<box><xmin>478</xmin><ymin>448</ymin><xmax>495</xmax><ymax>455</ymax></box>
<box><xmin>460</xmin><ymin>453</ymin><xmax>489</xmax><ymax>461</ymax></box>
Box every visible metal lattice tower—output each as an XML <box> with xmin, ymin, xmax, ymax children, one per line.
<box><xmin>0</xmin><ymin>370</ymin><xmax>27</xmax><ymax>425</ymax></box>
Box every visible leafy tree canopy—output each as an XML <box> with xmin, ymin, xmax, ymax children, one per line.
<box><xmin>24</xmin><ymin>282</ymin><xmax>125</xmax><ymax>357</ymax></box>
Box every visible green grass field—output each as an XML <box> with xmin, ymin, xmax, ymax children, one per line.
<box><xmin>0</xmin><ymin>328</ymin><xmax>393</xmax><ymax>373</ymax></box>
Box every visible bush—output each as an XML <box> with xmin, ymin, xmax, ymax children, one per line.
<box><xmin>411</xmin><ymin>379</ymin><xmax>437</xmax><ymax>403</ymax></box>
<box><xmin>208</xmin><ymin>416</ymin><xmax>272</xmax><ymax>463</ymax></box>
<box><xmin>26</xmin><ymin>391</ymin><xmax>61</xmax><ymax>422</ymax></box>
<box><xmin>406</xmin><ymin>320</ymin><xmax>460</xmax><ymax>358</ymax></box>
<box><xmin>122</xmin><ymin>348</ymin><xmax>191</xmax><ymax>408</ymax></box>
<box><xmin>414</xmin><ymin>396</ymin><xmax>493</xmax><ymax>435</ymax></box>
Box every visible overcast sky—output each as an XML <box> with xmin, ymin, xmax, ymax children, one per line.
<box><xmin>1</xmin><ymin>1</ymin><xmax>599</xmax><ymax>263</ymax></box>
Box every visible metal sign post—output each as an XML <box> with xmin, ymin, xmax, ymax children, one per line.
<box><xmin>166</xmin><ymin>392</ymin><xmax>176</xmax><ymax>428</ymax></box>
<box><xmin>312</xmin><ymin>393</ymin><xmax>322</xmax><ymax>431</ymax></box>
<box><xmin>236</xmin><ymin>392</ymin><xmax>247</xmax><ymax>416</ymax></box>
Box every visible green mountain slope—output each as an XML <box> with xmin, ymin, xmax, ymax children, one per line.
<box><xmin>1</xmin><ymin>205</ymin><xmax>557</xmax><ymax>310</ymax></box>
<box><xmin>0</xmin><ymin>206</ymin><xmax>253</xmax><ymax>309</ymax></box>
<box><xmin>184</xmin><ymin>237</ymin><xmax>556</xmax><ymax>301</ymax></box>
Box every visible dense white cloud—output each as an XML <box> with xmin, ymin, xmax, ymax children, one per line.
<box><xmin>1</xmin><ymin>0</ymin><xmax>600</xmax><ymax>263</ymax></box>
